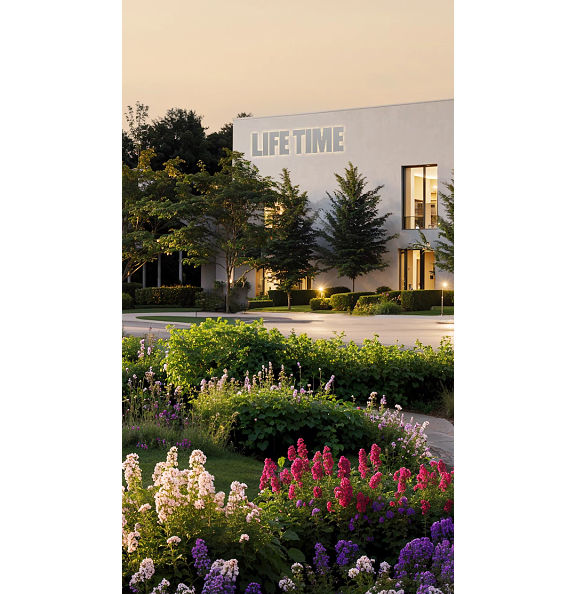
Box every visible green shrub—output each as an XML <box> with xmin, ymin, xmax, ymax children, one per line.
<box><xmin>195</xmin><ymin>291</ymin><xmax>225</xmax><ymax>311</ymax></box>
<box><xmin>384</xmin><ymin>290</ymin><xmax>402</xmax><ymax>304</ymax></box>
<box><xmin>376</xmin><ymin>285</ymin><xmax>392</xmax><ymax>293</ymax></box>
<box><xmin>122</xmin><ymin>282</ymin><xmax>142</xmax><ymax>298</ymax></box>
<box><xmin>134</xmin><ymin>285</ymin><xmax>203</xmax><ymax>307</ymax></box>
<box><xmin>267</xmin><ymin>289</ymin><xmax>319</xmax><ymax>306</ymax></box>
<box><xmin>309</xmin><ymin>297</ymin><xmax>332</xmax><ymax>310</ymax></box>
<box><xmin>165</xmin><ymin>319</ymin><xmax>454</xmax><ymax>409</ymax></box>
<box><xmin>323</xmin><ymin>286</ymin><xmax>351</xmax><ymax>297</ymax></box>
<box><xmin>122</xmin><ymin>336</ymin><xmax>167</xmax><ymax>393</ymax></box>
<box><xmin>330</xmin><ymin>291</ymin><xmax>375</xmax><ymax>311</ymax></box>
<box><xmin>371</xmin><ymin>300</ymin><xmax>403</xmax><ymax>315</ymax></box>
<box><xmin>400</xmin><ymin>290</ymin><xmax>454</xmax><ymax>312</ymax></box>
<box><xmin>355</xmin><ymin>294</ymin><xmax>385</xmax><ymax>308</ymax></box>
<box><xmin>248</xmin><ymin>299</ymin><xmax>274</xmax><ymax>309</ymax></box>
<box><xmin>122</xmin><ymin>292</ymin><xmax>134</xmax><ymax>309</ymax></box>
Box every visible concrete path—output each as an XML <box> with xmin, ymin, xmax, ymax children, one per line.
<box><xmin>122</xmin><ymin>310</ymin><xmax>454</xmax><ymax>348</ymax></box>
<box><xmin>406</xmin><ymin>411</ymin><xmax>454</xmax><ymax>467</ymax></box>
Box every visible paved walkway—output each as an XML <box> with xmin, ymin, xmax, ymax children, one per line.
<box><xmin>407</xmin><ymin>412</ymin><xmax>454</xmax><ymax>467</ymax></box>
<box><xmin>122</xmin><ymin>310</ymin><xmax>454</xmax><ymax>347</ymax></box>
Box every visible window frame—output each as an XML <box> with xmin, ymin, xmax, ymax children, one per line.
<box><xmin>401</xmin><ymin>164</ymin><xmax>438</xmax><ymax>230</ymax></box>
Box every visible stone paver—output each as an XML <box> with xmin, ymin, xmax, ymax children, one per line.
<box><xmin>404</xmin><ymin>411</ymin><xmax>454</xmax><ymax>467</ymax></box>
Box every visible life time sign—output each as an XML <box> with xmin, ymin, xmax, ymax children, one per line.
<box><xmin>251</xmin><ymin>126</ymin><xmax>345</xmax><ymax>157</ymax></box>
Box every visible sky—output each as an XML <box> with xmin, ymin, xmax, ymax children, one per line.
<box><xmin>123</xmin><ymin>0</ymin><xmax>453</xmax><ymax>133</ymax></box>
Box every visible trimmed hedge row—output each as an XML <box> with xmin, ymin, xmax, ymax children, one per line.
<box><xmin>122</xmin><ymin>292</ymin><xmax>134</xmax><ymax>309</ymax></box>
<box><xmin>323</xmin><ymin>286</ymin><xmax>351</xmax><ymax>297</ymax></box>
<box><xmin>122</xmin><ymin>282</ymin><xmax>142</xmax><ymax>298</ymax></box>
<box><xmin>134</xmin><ymin>285</ymin><xmax>203</xmax><ymax>307</ymax></box>
<box><xmin>330</xmin><ymin>291</ymin><xmax>376</xmax><ymax>311</ymax></box>
<box><xmin>355</xmin><ymin>294</ymin><xmax>386</xmax><ymax>308</ymax></box>
<box><xmin>247</xmin><ymin>299</ymin><xmax>274</xmax><ymax>309</ymax></box>
<box><xmin>267</xmin><ymin>289</ymin><xmax>319</xmax><ymax>306</ymax></box>
<box><xmin>399</xmin><ymin>290</ymin><xmax>454</xmax><ymax>311</ymax></box>
<box><xmin>165</xmin><ymin>318</ymin><xmax>453</xmax><ymax>409</ymax></box>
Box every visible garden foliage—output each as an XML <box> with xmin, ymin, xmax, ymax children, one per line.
<box><xmin>135</xmin><ymin>286</ymin><xmax>203</xmax><ymax>307</ymax></box>
<box><xmin>330</xmin><ymin>292</ymin><xmax>376</xmax><ymax>311</ymax></box>
<box><xmin>165</xmin><ymin>319</ymin><xmax>453</xmax><ymax>408</ymax></box>
<box><xmin>309</xmin><ymin>298</ymin><xmax>333</xmax><ymax>310</ymax></box>
<box><xmin>267</xmin><ymin>289</ymin><xmax>319</xmax><ymax>307</ymax></box>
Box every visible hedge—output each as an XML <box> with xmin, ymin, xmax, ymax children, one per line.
<box><xmin>165</xmin><ymin>318</ymin><xmax>453</xmax><ymax>410</ymax></box>
<box><xmin>330</xmin><ymin>291</ymin><xmax>376</xmax><ymax>311</ymax></box>
<box><xmin>134</xmin><ymin>285</ymin><xmax>203</xmax><ymax>307</ymax></box>
<box><xmin>355</xmin><ymin>294</ymin><xmax>386</xmax><ymax>308</ymax></box>
<box><xmin>267</xmin><ymin>289</ymin><xmax>319</xmax><ymax>306</ymax></box>
<box><xmin>376</xmin><ymin>285</ymin><xmax>393</xmax><ymax>293</ymax></box>
<box><xmin>323</xmin><ymin>286</ymin><xmax>351</xmax><ymax>297</ymax></box>
<box><xmin>309</xmin><ymin>297</ymin><xmax>332</xmax><ymax>310</ymax></box>
<box><xmin>122</xmin><ymin>282</ymin><xmax>142</xmax><ymax>298</ymax></box>
<box><xmin>247</xmin><ymin>299</ymin><xmax>274</xmax><ymax>309</ymax></box>
<box><xmin>122</xmin><ymin>292</ymin><xmax>134</xmax><ymax>309</ymax></box>
<box><xmin>400</xmin><ymin>290</ymin><xmax>454</xmax><ymax>312</ymax></box>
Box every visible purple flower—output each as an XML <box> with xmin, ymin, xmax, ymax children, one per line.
<box><xmin>191</xmin><ymin>538</ymin><xmax>211</xmax><ymax>576</ymax></box>
<box><xmin>311</xmin><ymin>508</ymin><xmax>320</xmax><ymax>516</ymax></box>
<box><xmin>335</xmin><ymin>540</ymin><xmax>359</xmax><ymax>566</ymax></box>
<box><xmin>313</xmin><ymin>543</ymin><xmax>330</xmax><ymax>575</ymax></box>
<box><xmin>244</xmin><ymin>583</ymin><xmax>262</xmax><ymax>594</ymax></box>
<box><xmin>386</xmin><ymin>510</ymin><xmax>395</xmax><ymax>519</ymax></box>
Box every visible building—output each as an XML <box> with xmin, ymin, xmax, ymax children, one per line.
<box><xmin>230</xmin><ymin>99</ymin><xmax>454</xmax><ymax>295</ymax></box>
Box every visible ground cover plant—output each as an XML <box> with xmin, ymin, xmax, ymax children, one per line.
<box><xmin>164</xmin><ymin>319</ymin><xmax>453</xmax><ymax>410</ymax></box>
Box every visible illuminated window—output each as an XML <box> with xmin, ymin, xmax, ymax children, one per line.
<box><xmin>399</xmin><ymin>249</ymin><xmax>435</xmax><ymax>290</ymax></box>
<box><xmin>403</xmin><ymin>165</ymin><xmax>438</xmax><ymax>229</ymax></box>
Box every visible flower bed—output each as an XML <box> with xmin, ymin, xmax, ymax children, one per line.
<box><xmin>122</xmin><ymin>444</ymin><xmax>454</xmax><ymax>594</ymax></box>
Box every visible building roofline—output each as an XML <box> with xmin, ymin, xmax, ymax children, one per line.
<box><xmin>233</xmin><ymin>98</ymin><xmax>454</xmax><ymax>122</ymax></box>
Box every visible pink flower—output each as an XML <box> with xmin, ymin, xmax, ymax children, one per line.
<box><xmin>421</xmin><ymin>499</ymin><xmax>431</xmax><ymax>515</ymax></box>
<box><xmin>358</xmin><ymin>449</ymin><xmax>369</xmax><ymax>479</ymax></box>
<box><xmin>369</xmin><ymin>472</ymin><xmax>382</xmax><ymax>489</ymax></box>
<box><xmin>356</xmin><ymin>491</ymin><xmax>370</xmax><ymax>513</ymax></box>
<box><xmin>291</xmin><ymin>458</ymin><xmax>305</xmax><ymax>484</ymax></box>
<box><xmin>287</xmin><ymin>446</ymin><xmax>297</xmax><ymax>461</ymax></box>
<box><xmin>297</xmin><ymin>438</ymin><xmax>308</xmax><ymax>460</ymax></box>
<box><xmin>313</xmin><ymin>486</ymin><xmax>323</xmax><ymax>498</ymax></box>
<box><xmin>311</xmin><ymin>460</ymin><xmax>324</xmax><ymax>481</ymax></box>
<box><xmin>337</xmin><ymin>456</ymin><xmax>351</xmax><ymax>479</ymax></box>
<box><xmin>369</xmin><ymin>444</ymin><xmax>382</xmax><ymax>469</ymax></box>
<box><xmin>288</xmin><ymin>484</ymin><xmax>296</xmax><ymax>500</ymax></box>
<box><xmin>270</xmin><ymin>475</ymin><xmax>280</xmax><ymax>492</ymax></box>
<box><xmin>323</xmin><ymin>447</ymin><xmax>334</xmax><ymax>476</ymax></box>
<box><xmin>327</xmin><ymin>501</ymin><xmax>334</xmax><ymax>512</ymax></box>
<box><xmin>334</xmin><ymin>477</ymin><xmax>353</xmax><ymax>507</ymax></box>
<box><xmin>279</xmin><ymin>469</ymin><xmax>292</xmax><ymax>485</ymax></box>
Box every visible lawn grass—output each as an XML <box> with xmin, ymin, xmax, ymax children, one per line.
<box><xmin>248</xmin><ymin>305</ymin><xmax>343</xmax><ymax>313</ymax></box>
<box><xmin>122</xmin><ymin>446</ymin><xmax>264</xmax><ymax>499</ymax></box>
<box><xmin>403</xmin><ymin>307</ymin><xmax>454</xmax><ymax>316</ymax></box>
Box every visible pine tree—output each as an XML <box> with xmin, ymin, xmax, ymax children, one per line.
<box><xmin>435</xmin><ymin>176</ymin><xmax>454</xmax><ymax>273</ymax></box>
<box><xmin>264</xmin><ymin>169</ymin><xmax>318</xmax><ymax>310</ymax></box>
<box><xmin>318</xmin><ymin>163</ymin><xmax>396</xmax><ymax>291</ymax></box>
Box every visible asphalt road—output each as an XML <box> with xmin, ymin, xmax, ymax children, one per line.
<box><xmin>122</xmin><ymin>311</ymin><xmax>453</xmax><ymax>347</ymax></box>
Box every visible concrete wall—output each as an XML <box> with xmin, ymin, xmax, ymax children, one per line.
<box><xmin>229</xmin><ymin>100</ymin><xmax>454</xmax><ymax>294</ymax></box>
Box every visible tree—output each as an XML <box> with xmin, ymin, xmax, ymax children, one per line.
<box><xmin>434</xmin><ymin>175</ymin><xmax>454</xmax><ymax>273</ymax></box>
<box><xmin>122</xmin><ymin>149</ymin><xmax>185</xmax><ymax>280</ymax></box>
<box><xmin>264</xmin><ymin>169</ymin><xmax>318</xmax><ymax>310</ymax></box>
<box><xmin>318</xmin><ymin>163</ymin><xmax>396</xmax><ymax>291</ymax></box>
<box><xmin>144</xmin><ymin>108</ymin><xmax>211</xmax><ymax>173</ymax></box>
<box><xmin>123</xmin><ymin>102</ymin><xmax>150</xmax><ymax>165</ymax></box>
<box><xmin>205</xmin><ymin>112</ymin><xmax>252</xmax><ymax>173</ymax></box>
<box><xmin>160</xmin><ymin>149</ymin><xmax>276</xmax><ymax>312</ymax></box>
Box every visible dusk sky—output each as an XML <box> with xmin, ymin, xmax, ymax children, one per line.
<box><xmin>123</xmin><ymin>0</ymin><xmax>453</xmax><ymax>133</ymax></box>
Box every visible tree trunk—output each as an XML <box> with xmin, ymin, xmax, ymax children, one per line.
<box><xmin>225</xmin><ymin>282</ymin><xmax>231</xmax><ymax>313</ymax></box>
<box><xmin>287</xmin><ymin>290</ymin><xmax>292</xmax><ymax>311</ymax></box>
<box><xmin>352</xmin><ymin>277</ymin><xmax>355</xmax><ymax>291</ymax></box>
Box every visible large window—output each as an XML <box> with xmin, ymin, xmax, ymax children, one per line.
<box><xmin>403</xmin><ymin>165</ymin><xmax>438</xmax><ymax>229</ymax></box>
<box><xmin>399</xmin><ymin>249</ymin><xmax>436</xmax><ymax>290</ymax></box>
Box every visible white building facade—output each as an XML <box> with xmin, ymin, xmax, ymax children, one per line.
<box><xmin>214</xmin><ymin>99</ymin><xmax>453</xmax><ymax>295</ymax></box>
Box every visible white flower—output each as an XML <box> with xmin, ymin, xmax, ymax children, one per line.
<box><xmin>129</xmin><ymin>558</ymin><xmax>155</xmax><ymax>587</ymax></box>
<box><xmin>356</xmin><ymin>555</ymin><xmax>375</xmax><ymax>573</ymax></box>
<box><xmin>348</xmin><ymin>567</ymin><xmax>360</xmax><ymax>578</ymax></box>
<box><xmin>239</xmin><ymin>534</ymin><xmax>250</xmax><ymax>543</ymax></box>
<box><xmin>122</xmin><ymin>453</ymin><xmax>142</xmax><ymax>490</ymax></box>
<box><xmin>138</xmin><ymin>503</ymin><xmax>152</xmax><ymax>513</ymax></box>
<box><xmin>379</xmin><ymin>560</ymin><xmax>391</xmax><ymax>574</ymax></box>
<box><xmin>167</xmin><ymin>536</ymin><xmax>181</xmax><ymax>545</ymax></box>
<box><xmin>291</xmin><ymin>562</ymin><xmax>303</xmax><ymax>573</ymax></box>
<box><xmin>197</xmin><ymin>471</ymin><xmax>216</xmax><ymax>497</ymax></box>
<box><xmin>175</xmin><ymin>585</ymin><xmax>195</xmax><ymax>594</ymax></box>
<box><xmin>189</xmin><ymin>449</ymin><xmax>207</xmax><ymax>467</ymax></box>
<box><xmin>279</xmin><ymin>577</ymin><xmax>297</xmax><ymax>591</ymax></box>
<box><xmin>151</xmin><ymin>578</ymin><xmax>170</xmax><ymax>594</ymax></box>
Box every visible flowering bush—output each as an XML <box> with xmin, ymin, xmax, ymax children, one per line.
<box><xmin>122</xmin><ymin>448</ymin><xmax>286</xmax><ymax>592</ymax></box>
<box><xmin>123</xmin><ymin>336</ymin><xmax>168</xmax><ymax>394</ymax></box>
<box><xmin>193</xmin><ymin>365</ymin><xmax>432</xmax><ymax>466</ymax></box>
<box><xmin>257</xmin><ymin>438</ymin><xmax>454</xmax><ymax>562</ymax></box>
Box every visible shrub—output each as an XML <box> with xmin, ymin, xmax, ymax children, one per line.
<box><xmin>330</xmin><ymin>292</ymin><xmax>376</xmax><ymax>311</ymax></box>
<box><xmin>268</xmin><ymin>289</ymin><xmax>319</xmax><ymax>306</ymax></box>
<box><xmin>193</xmin><ymin>368</ymin><xmax>432</xmax><ymax>465</ymax></box>
<box><xmin>309</xmin><ymin>298</ymin><xmax>332</xmax><ymax>310</ymax></box>
<box><xmin>134</xmin><ymin>285</ymin><xmax>203</xmax><ymax>307</ymax></box>
<box><xmin>165</xmin><ymin>319</ymin><xmax>454</xmax><ymax>409</ymax></box>
<box><xmin>122</xmin><ymin>449</ymin><xmax>286</xmax><ymax>592</ymax></box>
<box><xmin>195</xmin><ymin>291</ymin><xmax>225</xmax><ymax>311</ymax></box>
<box><xmin>354</xmin><ymin>295</ymin><xmax>385</xmax><ymax>308</ymax></box>
<box><xmin>122</xmin><ymin>336</ymin><xmax>167</xmax><ymax>394</ymax></box>
<box><xmin>400</xmin><ymin>290</ymin><xmax>454</xmax><ymax>312</ymax></box>
<box><xmin>122</xmin><ymin>292</ymin><xmax>134</xmax><ymax>309</ymax></box>
<box><xmin>371</xmin><ymin>300</ymin><xmax>403</xmax><ymax>315</ymax></box>
<box><xmin>376</xmin><ymin>285</ymin><xmax>393</xmax><ymax>293</ymax></box>
<box><xmin>122</xmin><ymin>282</ymin><xmax>143</xmax><ymax>298</ymax></box>
<box><xmin>384</xmin><ymin>290</ymin><xmax>402</xmax><ymax>305</ymax></box>
<box><xmin>248</xmin><ymin>300</ymin><xmax>274</xmax><ymax>309</ymax></box>
<box><xmin>323</xmin><ymin>286</ymin><xmax>351</xmax><ymax>297</ymax></box>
